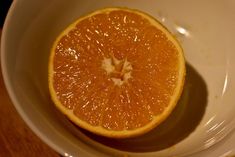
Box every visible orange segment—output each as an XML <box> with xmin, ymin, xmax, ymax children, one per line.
<box><xmin>48</xmin><ymin>8</ymin><xmax>185</xmax><ymax>138</ymax></box>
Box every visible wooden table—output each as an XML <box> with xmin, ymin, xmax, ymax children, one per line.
<box><xmin>0</xmin><ymin>30</ymin><xmax>60</xmax><ymax>156</ymax></box>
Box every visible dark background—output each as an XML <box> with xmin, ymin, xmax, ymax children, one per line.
<box><xmin>0</xmin><ymin>0</ymin><xmax>12</xmax><ymax>27</ymax></box>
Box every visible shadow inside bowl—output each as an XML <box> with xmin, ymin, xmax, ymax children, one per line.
<box><xmin>71</xmin><ymin>63</ymin><xmax>208</xmax><ymax>152</ymax></box>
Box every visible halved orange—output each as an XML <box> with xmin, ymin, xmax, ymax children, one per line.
<box><xmin>48</xmin><ymin>8</ymin><xmax>185</xmax><ymax>138</ymax></box>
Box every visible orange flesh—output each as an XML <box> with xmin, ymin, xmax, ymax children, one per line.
<box><xmin>53</xmin><ymin>10</ymin><xmax>179</xmax><ymax>131</ymax></box>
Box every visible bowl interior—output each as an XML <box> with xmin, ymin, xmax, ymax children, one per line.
<box><xmin>2</xmin><ymin>0</ymin><xmax>235</xmax><ymax>156</ymax></box>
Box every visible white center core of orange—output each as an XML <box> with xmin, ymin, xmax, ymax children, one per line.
<box><xmin>102</xmin><ymin>56</ymin><xmax>132</xmax><ymax>86</ymax></box>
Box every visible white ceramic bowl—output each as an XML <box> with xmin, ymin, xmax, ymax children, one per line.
<box><xmin>1</xmin><ymin>0</ymin><xmax>235</xmax><ymax>156</ymax></box>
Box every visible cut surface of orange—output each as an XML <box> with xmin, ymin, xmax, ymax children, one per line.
<box><xmin>48</xmin><ymin>8</ymin><xmax>185</xmax><ymax>138</ymax></box>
